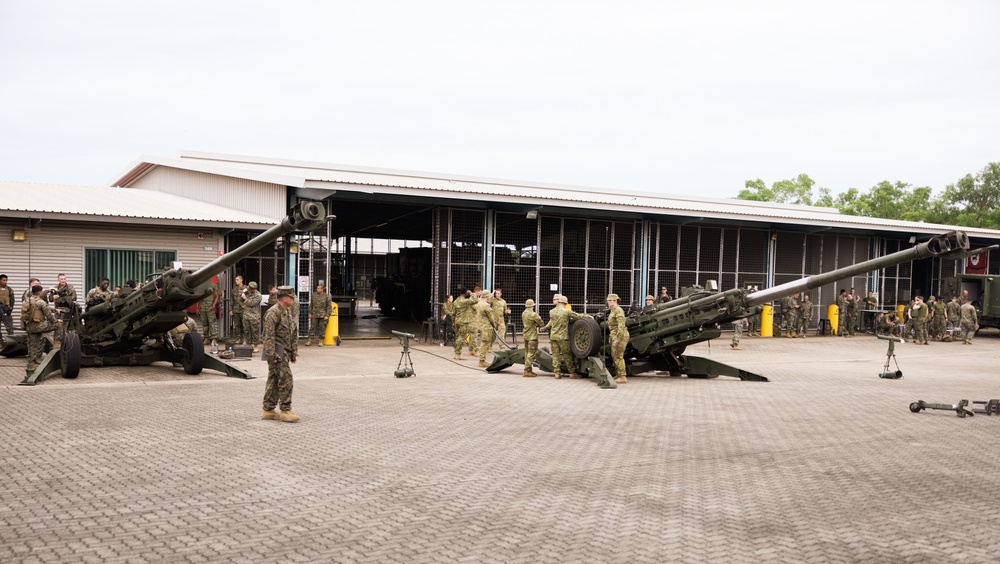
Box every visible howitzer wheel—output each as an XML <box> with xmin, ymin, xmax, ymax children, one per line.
<box><xmin>181</xmin><ymin>332</ymin><xmax>205</xmax><ymax>375</ymax></box>
<box><xmin>909</xmin><ymin>402</ymin><xmax>923</xmax><ymax>413</ymax></box>
<box><xmin>60</xmin><ymin>331</ymin><xmax>81</xmax><ymax>379</ymax></box>
<box><xmin>570</xmin><ymin>317</ymin><xmax>603</xmax><ymax>359</ymax></box>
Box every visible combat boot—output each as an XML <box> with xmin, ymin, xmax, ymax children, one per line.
<box><xmin>261</xmin><ymin>410</ymin><xmax>279</xmax><ymax>420</ymax></box>
<box><xmin>277</xmin><ymin>410</ymin><xmax>300</xmax><ymax>423</ymax></box>
<box><xmin>478</xmin><ymin>360</ymin><xmax>489</xmax><ymax>367</ymax></box>
<box><xmin>317</xmin><ymin>341</ymin><xmax>324</xmax><ymax>347</ymax></box>
<box><xmin>554</xmin><ymin>373</ymin><xmax>562</xmax><ymax>379</ymax></box>
<box><xmin>731</xmin><ymin>345</ymin><xmax>741</xmax><ymax>350</ymax></box>
<box><xmin>569</xmin><ymin>372</ymin><xmax>581</xmax><ymax>379</ymax></box>
<box><xmin>614</xmin><ymin>375</ymin><xmax>627</xmax><ymax>384</ymax></box>
<box><xmin>799</xmin><ymin>333</ymin><xmax>806</xmax><ymax>338</ymax></box>
<box><xmin>305</xmin><ymin>339</ymin><xmax>312</xmax><ymax>346</ymax></box>
<box><xmin>252</xmin><ymin>345</ymin><xmax>259</xmax><ymax>353</ymax></box>
<box><xmin>523</xmin><ymin>370</ymin><xmax>535</xmax><ymax>377</ymax></box>
<box><xmin>453</xmin><ymin>354</ymin><xmax>465</xmax><ymax>360</ymax></box>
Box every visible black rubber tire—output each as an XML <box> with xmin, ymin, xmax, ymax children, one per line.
<box><xmin>60</xmin><ymin>331</ymin><xmax>81</xmax><ymax>379</ymax></box>
<box><xmin>181</xmin><ymin>332</ymin><xmax>205</xmax><ymax>375</ymax></box>
<box><xmin>570</xmin><ymin>317</ymin><xmax>603</xmax><ymax>359</ymax></box>
<box><xmin>909</xmin><ymin>402</ymin><xmax>922</xmax><ymax>413</ymax></box>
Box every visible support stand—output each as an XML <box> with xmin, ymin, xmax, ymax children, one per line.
<box><xmin>392</xmin><ymin>330</ymin><xmax>416</xmax><ymax>378</ymax></box>
<box><xmin>877</xmin><ymin>335</ymin><xmax>902</xmax><ymax>379</ymax></box>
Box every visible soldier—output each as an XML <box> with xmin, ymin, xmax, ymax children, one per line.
<box><xmin>452</xmin><ymin>288</ymin><xmax>474</xmax><ymax>360</ymax></box>
<box><xmin>230</xmin><ymin>275</ymin><xmax>246</xmax><ymax>345</ymax></box>
<box><xmin>910</xmin><ymin>295</ymin><xmax>929</xmax><ymax>345</ymax></box>
<box><xmin>731</xmin><ymin>317</ymin><xmax>747</xmax><ymax>350</ymax></box>
<box><xmin>306</xmin><ymin>282</ymin><xmax>332</xmax><ymax>346</ymax></box>
<box><xmin>959</xmin><ymin>301</ymin><xmax>979</xmax><ymax>344</ymax></box>
<box><xmin>521</xmin><ymin>298</ymin><xmax>544</xmax><ymax>377</ymax></box>
<box><xmin>643</xmin><ymin>294</ymin><xmax>656</xmax><ymax>312</ymax></box>
<box><xmin>836</xmin><ymin>289</ymin><xmax>847</xmax><ymax>336</ymax></box>
<box><xmin>606</xmin><ymin>293</ymin><xmax>630</xmax><ymax>384</ymax></box>
<box><xmin>23</xmin><ymin>285</ymin><xmax>57</xmax><ymax>372</ymax></box>
<box><xmin>877</xmin><ymin>310</ymin><xmax>900</xmax><ymax>337</ymax></box>
<box><xmin>844</xmin><ymin>293</ymin><xmax>858</xmax><ymax>337</ymax></box>
<box><xmin>492</xmin><ymin>288</ymin><xmax>510</xmax><ymax>342</ymax></box>
<box><xmin>85</xmin><ymin>278</ymin><xmax>112</xmax><ymax>309</ymax></box>
<box><xmin>798</xmin><ymin>294</ymin><xmax>813</xmax><ymax>338</ymax></box>
<box><xmin>658</xmin><ymin>286</ymin><xmax>672</xmax><ymax>303</ymax></box>
<box><xmin>929</xmin><ymin>295</ymin><xmax>949</xmax><ymax>341</ymax></box>
<box><xmin>903</xmin><ymin>298</ymin><xmax>915</xmax><ymax>341</ymax></box>
<box><xmin>261</xmin><ymin>286</ymin><xmax>300</xmax><ymax>423</ymax></box>
<box><xmin>945</xmin><ymin>296</ymin><xmax>960</xmax><ymax>338</ymax></box>
<box><xmin>168</xmin><ymin>317</ymin><xmax>199</xmax><ymax>348</ymax></box>
<box><xmin>473</xmin><ymin>290</ymin><xmax>496</xmax><ymax>367</ymax></box>
<box><xmin>119</xmin><ymin>279</ymin><xmax>138</xmax><ymax>298</ymax></box>
<box><xmin>0</xmin><ymin>274</ymin><xmax>15</xmax><ymax>343</ymax></box>
<box><xmin>783</xmin><ymin>293</ymin><xmax>800</xmax><ymax>338</ymax></box>
<box><xmin>959</xmin><ymin>289</ymin><xmax>970</xmax><ymax>305</ymax></box>
<box><xmin>242</xmin><ymin>282</ymin><xmax>263</xmax><ymax>353</ymax></box>
<box><xmin>864</xmin><ymin>291</ymin><xmax>878</xmax><ymax>311</ymax></box>
<box><xmin>440</xmin><ymin>294</ymin><xmax>455</xmax><ymax>344</ymax></box>
<box><xmin>547</xmin><ymin>295</ymin><xmax>587</xmax><ymax>379</ymax></box>
<box><xmin>22</xmin><ymin>277</ymin><xmax>40</xmax><ymax>304</ymax></box>
<box><xmin>197</xmin><ymin>277</ymin><xmax>220</xmax><ymax>350</ymax></box>
<box><xmin>48</xmin><ymin>274</ymin><xmax>77</xmax><ymax>349</ymax></box>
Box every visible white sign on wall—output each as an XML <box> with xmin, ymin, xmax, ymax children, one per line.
<box><xmin>298</xmin><ymin>276</ymin><xmax>310</xmax><ymax>292</ymax></box>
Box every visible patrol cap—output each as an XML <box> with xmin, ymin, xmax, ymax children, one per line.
<box><xmin>558</xmin><ymin>295</ymin><xmax>568</xmax><ymax>304</ymax></box>
<box><xmin>553</xmin><ymin>294</ymin><xmax>564</xmax><ymax>302</ymax></box>
<box><xmin>248</xmin><ymin>281</ymin><xmax>258</xmax><ymax>289</ymax></box>
<box><xmin>606</xmin><ymin>293</ymin><xmax>620</xmax><ymax>302</ymax></box>
<box><xmin>645</xmin><ymin>295</ymin><xmax>655</xmax><ymax>302</ymax></box>
<box><xmin>276</xmin><ymin>285</ymin><xmax>295</xmax><ymax>299</ymax></box>
<box><xmin>929</xmin><ymin>295</ymin><xmax>936</xmax><ymax>301</ymax></box>
<box><xmin>525</xmin><ymin>298</ymin><xmax>535</xmax><ymax>308</ymax></box>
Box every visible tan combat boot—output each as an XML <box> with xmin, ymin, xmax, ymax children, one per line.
<box><xmin>554</xmin><ymin>373</ymin><xmax>562</xmax><ymax>379</ymax></box>
<box><xmin>478</xmin><ymin>360</ymin><xmax>489</xmax><ymax>368</ymax></box>
<box><xmin>252</xmin><ymin>345</ymin><xmax>259</xmax><ymax>353</ymax></box>
<box><xmin>317</xmin><ymin>341</ymin><xmax>324</xmax><ymax>347</ymax></box>
<box><xmin>614</xmin><ymin>375</ymin><xmax>627</xmax><ymax>384</ymax></box>
<box><xmin>569</xmin><ymin>372</ymin><xmax>581</xmax><ymax>379</ymax></box>
<box><xmin>453</xmin><ymin>354</ymin><xmax>465</xmax><ymax>360</ymax></box>
<box><xmin>305</xmin><ymin>339</ymin><xmax>312</xmax><ymax>346</ymax></box>
<box><xmin>523</xmin><ymin>370</ymin><xmax>535</xmax><ymax>377</ymax></box>
<box><xmin>261</xmin><ymin>410</ymin><xmax>279</xmax><ymax>421</ymax></box>
<box><xmin>278</xmin><ymin>410</ymin><xmax>300</xmax><ymax>423</ymax></box>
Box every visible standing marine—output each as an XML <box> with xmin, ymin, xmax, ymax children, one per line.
<box><xmin>48</xmin><ymin>274</ymin><xmax>77</xmax><ymax>349</ymax></box>
<box><xmin>452</xmin><ymin>289</ymin><xmax>475</xmax><ymax>360</ymax></box>
<box><xmin>798</xmin><ymin>294</ymin><xmax>813</xmax><ymax>338</ymax></box>
<box><xmin>843</xmin><ymin>293</ymin><xmax>858</xmax><ymax>337</ymax></box>
<box><xmin>241</xmin><ymin>282</ymin><xmax>263</xmax><ymax>353</ymax></box>
<box><xmin>945</xmin><ymin>296</ymin><xmax>961</xmax><ymax>335</ymax></box>
<box><xmin>492</xmin><ymin>289</ymin><xmax>509</xmax><ymax>342</ymax></box>
<box><xmin>306</xmin><ymin>282</ymin><xmax>332</xmax><ymax>346</ymax></box>
<box><xmin>197</xmin><ymin>277</ymin><xmax>220</xmax><ymax>350</ymax></box>
<box><xmin>836</xmin><ymin>289</ymin><xmax>848</xmax><ymax>336</ymax></box>
<box><xmin>929</xmin><ymin>295</ymin><xmax>949</xmax><ymax>341</ymax></box>
<box><xmin>261</xmin><ymin>286</ymin><xmax>300</xmax><ymax>423</ymax></box>
<box><xmin>547</xmin><ymin>294</ymin><xmax>587</xmax><ymax>379</ymax></box>
<box><xmin>606</xmin><ymin>293</ymin><xmax>630</xmax><ymax>384</ymax></box>
<box><xmin>959</xmin><ymin>301</ymin><xmax>979</xmax><ymax>344</ymax></box>
<box><xmin>23</xmin><ymin>284</ymin><xmax>57</xmax><ymax>372</ymax></box>
<box><xmin>521</xmin><ymin>298</ymin><xmax>544</xmax><ymax>377</ymax></box>
<box><xmin>473</xmin><ymin>290</ymin><xmax>496</xmax><ymax>367</ymax></box>
<box><xmin>85</xmin><ymin>278</ymin><xmax>112</xmax><ymax>309</ymax></box>
<box><xmin>731</xmin><ymin>317</ymin><xmax>747</xmax><ymax>350</ymax></box>
<box><xmin>230</xmin><ymin>275</ymin><xmax>246</xmax><ymax>345</ymax></box>
<box><xmin>910</xmin><ymin>295</ymin><xmax>929</xmax><ymax>345</ymax></box>
<box><xmin>0</xmin><ymin>274</ymin><xmax>16</xmax><ymax>344</ymax></box>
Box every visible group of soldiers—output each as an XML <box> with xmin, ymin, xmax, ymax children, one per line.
<box><xmin>878</xmin><ymin>294</ymin><xmax>980</xmax><ymax>345</ymax></box>
<box><xmin>11</xmin><ymin>274</ymin><xmax>80</xmax><ymax>371</ymax></box>
<box><xmin>441</xmin><ymin>287</ymin><xmax>632</xmax><ymax>384</ymax></box>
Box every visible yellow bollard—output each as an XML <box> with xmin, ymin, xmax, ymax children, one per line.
<box><xmin>896</xmin><ymin>303</ymin><xmax>906</xmax><ymax>322</ymax></box>
<box><xmin>323</xmin><ymin>302</ymin><xmax>340</xmax><ymax>346</ymax></box>
<box><xmin>828</xmin><ymin>304</ymin><xmax>839</xmax><ymax>335</ymax></box>
<box><xmin>760</xmin><ymin>304</ymin><xmax>773</xmax><ymax>337</ymax></box>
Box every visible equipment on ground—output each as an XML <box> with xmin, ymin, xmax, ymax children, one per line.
<box><xmin>392</xmin><ymin>330</ymin><xmax>416</xmax><ymax>378</ymax></box>
<box><xmin>876</xmin><ymin>334</ymin><xmax>903</xmax><ymax>379</ymax></box>
<box><xmin>12</xmin><ymin>201</ymin><xmax>328</xmax><ymax>385</ymax></box>
<box><xmin>909</xmin><ymin>400</ymin><xmax>975</xmax><ymax>418</ymax></box>
<box><xmin>490</xmin><ymin>231</ymin><xmax>982</xmax><ymax>385</ymax></box>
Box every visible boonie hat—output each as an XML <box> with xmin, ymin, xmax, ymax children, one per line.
<box><xmin>276</xmin><ymin>285</ymin><xmax>295</xmax><ymax>299</ymax></box>
<box><xmin>525</xmin><ymin>298</ymin><xmax>535</xmax><ymax>307</ymax></box>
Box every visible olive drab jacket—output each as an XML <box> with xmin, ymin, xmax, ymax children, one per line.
<box><xmin>522</xmin><ymin>308</ymin><xmax>544</xmax><ymax>341</ymax></box>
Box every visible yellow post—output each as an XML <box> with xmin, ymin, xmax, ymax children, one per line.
<box><xmin>323</xmin><ymin>302</ymin><xmax>340</xmax><ymax>346</ymax></box>
<box><xmin>760</xmin><ymin>304</ymin><xmax>773</xmax><ymax>337</ymax></box>
<box><xmin>896</xmin><ymin>304</ymin><xmax>906</xmax><ymax>322</ymax></box>
<box><xmin>828</xmin><ymin>304</ymin><xmax>839</xmax><ymax>335</ymax></box>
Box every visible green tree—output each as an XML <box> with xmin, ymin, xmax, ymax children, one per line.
<box><xmin>935</xmin><ymin>162</ymin><xmax>1000</xmax><ymax>230</ymax></box>
<box><xmin>736</xmin><ymin>174</ymin><xmax>823</xmax><ymax>205</ymax></box>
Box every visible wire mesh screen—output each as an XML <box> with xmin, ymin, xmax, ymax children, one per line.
<box><xmin>651</xmin><ymin>224</ymin><xmax>768</xmax><ymax>298</ymax></box>
<box><xmin>879</xmin><ymin>238</ymin><xmax>911</xmax><ymax>307</ymax></box>
<box><xmin>493</xmin><ymin>212</ymin><xmax>539</xmax><ymax>333</ymax></box>
<box><xmin>447</xmin><ymin>209</ymin><xmax>486</xmax><ymax>293</ymax></box>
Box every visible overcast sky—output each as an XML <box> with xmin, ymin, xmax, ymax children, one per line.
<box><xmin>1</xmin><ymin>1</ymin><xmax>998</xmax><ymax>199</ymax></box>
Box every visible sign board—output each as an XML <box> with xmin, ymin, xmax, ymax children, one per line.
<box><xmin>298</xmin><ymin>276</ymin><xmax>310</xmax><ymax>292</ymax></box>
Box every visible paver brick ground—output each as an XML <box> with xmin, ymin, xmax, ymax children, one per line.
<box><xmin>1</xmin><ymin>333</ymin><xmax>998</xmax><ymax>563</ymax></box>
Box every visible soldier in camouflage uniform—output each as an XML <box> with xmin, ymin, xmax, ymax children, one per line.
<box><xmin>946</xmin><ymin>296</ymin><xmax>961</xmax><ymax>338</ymax></box>
<box><xmin>241</xmin><ymin>282</ymin><xmax>263</xmax><ymax>353</ymax></box>
<box><xmin>0</xmin><ymin>274</ymin><xmax>16</xmax><ymax>343</ymax></box>
<box><xmin>85</xmin><ymin>278</ymin><xmax>112</xmax><ymax>309</ymax></box>
<box><xmin>168</xmin><ymin>318</ymin><xmax>199</xmax><ymax>348</ymax></box>
<box><xmin>959</xmin><ymin>301</ymin><xmax>978</xmax><ymax>344</ymax></box>
<box><xmin>547</xmin><ymin>295</ymin><xmax>587</xmax><ymax>379</ymax></box>
<box><xmin>902</xmin><ymin>298</ymin><xmax>914</xmax><ymax>341</ymax></box>
<box><xmin>492</xmin><ymin>288</ymin><xmax>509</xmax><ymax>342</ymax></box>
<box><xmin>643</xmin><ymin>294</ymin><xmax>656</xmax><ymax>313</ymax></box>
<box><xmin>835</xmin><ymin>290</ymin><xmax>847</xmax><ymax>336</ymax></box>
<box><xmin>230</xmin><ymin>276</ymin><xmax>246</xmax><ymax>345</ymax></box>
<box><xmin>197</xmin><ymin>277</ymin><xmax>220</xmax><ymax>348</ymax></box>
<box><xmin>928</xmin><ymin>295</ymin><xmax>949</xmax><ymax>341</ymax></box>
<box><xmin>798</xmin><ymin>294</ymin><xmax>813</xmax><ymax>338</ymax></box>
<box><xmin>473</xmin><ymin>291</ymin><xmax>496</xmax><ymax>367</ymax></box>
<box><xmin>452</xmin><ymin>289</ymin><xmax>474</xmax><ymax>360</ymax></box>
<box><xmin>521</xmin><ymin>298</ymin><xmax>544</xmax><ymax>377</ymax></box>
<box><xmin>440</xmin><ymin>294</ymin><xmax>455</xmax><ymax>344</ymax></box>
<box><xmin>24</xmin><ymin>285</ymin><xmax>57</xmax><ymax>372</ymax></box>
<box><xmin>782</xmin><ymin>293</ymin><xmax>800</xmax><ymax>338</ymax></box>
<box><xmin>47</xmin><ymin>274</ymin><xmax>77</xmax><ymax>349</ymax></box>
<box><xmin>261</xmin><ymin>286</ymin><xmax>300</xmax><ymax>423</ymax></box>
<box><xmin>910</xmin><ymin>295</ymin><xmax>929</xmax><ymax>345</ymax></box>
<box><xmin>844</xmin><ymin>293</ymin><xmax>858</xmax><ymax>337</ymax></box>
<box><xmin>306</xmin><ymin>282</ymin><xmax>332</xmax><ymax>346</ymax></box>
<box><xmin>731</xmin><ymin>317</ymin><xmax>747</xmax><ymax>350</ymax></box>
<box><xmin>877</xmin><ymin>311</ymin><xmax>900</xmax><ymax>337</ymax></box>
<box><xmin>607</xmin><ymin>293</ymin><xmax>630</xmax><ymax>384</ymax></box>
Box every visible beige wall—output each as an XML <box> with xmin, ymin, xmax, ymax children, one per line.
<box><xmin>128</xmin><ymin>167</ymin><xmax>287</xmax><ymax>219</ymax></box>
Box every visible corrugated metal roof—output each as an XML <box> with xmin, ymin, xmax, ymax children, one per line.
<box><xmin>0</xmin><ymin>181</ymin><xmax>277</xmax><ymax>228</ymax></box>
<box><xmin>112</xmin><ymin>151</ymin><xmax>1000</xmax><ymax>239</ymax></box>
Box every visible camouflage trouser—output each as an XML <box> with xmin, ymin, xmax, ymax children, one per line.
<box><xmin>786</xmin><ymin>313</ymin><xmax>800</xmax><ymax>335</ymax></box>
<box><xmin>478</xmin><ymin>327</ymin><xmax>496</xmax><ymax>361</ymax></box>
<box><xmin>904</xmin><ymin>319</ymin><xmax>913</xmax><ymax>339</ymax></box>
<box><xmin>308</xmin><ymin>316</ymin><xmax>327</xmax><ymax>342</ymax></box>
<box><xmin>838</xmin><ymin>310</ymin><xmax>846</xmax><ymax>335</ymax></box>
<box><xmin>960</xmin><ymin>321</ymin><xmax>976</xmax><ymax>342</ymax></box>
<box><xmin>53</xmin><ymin>307</ymin><xmax>70</xmax><ymax>344</ymax></box>
<box><xmin>243</xmin><ymin>314</ymin><xmax>261</xmax><ymax>346</ymax></box>
<box><xmin>749</xmin><ymin>314</ymin><xmax>760</xmax><ymax>335</ymax></box>
<box><xmin>524</xmin><ymin>339</ymin><xmax>538</xmax><ymax>370</ymax></box>
<box><xmin>231</xmin><ymin>312</ymin><xmax>244</xmax><ymax>343</ymax></box>
<box><xmin>453</xmin><ymin>323</ymin><xmax>468</xmax><ymax>356</ymax></box>
<box><xmin>913</xmin><ymin>317</ymin><xmax>928</xmax><ymax>343</ymax></box>
<box><xmin>732</xmin><ymin>323</ymin><xmax>743</xmax><ymax>347</ymax></box>
<box><xmin>26</xmin><ymin>329</ymin><xmax>51</xmax><ymax>367</ymax></box>
<box><xmin>845</xmin><ymin>314</ymin><xmax>857</xmax><ymax>336</ymax></box>
<box><xmin>497</xmin><ymin>322</ymin><xmax>507</xmax><ymax>343</ymax></box>
<box><xmin>550</xmin><ymin>339</ymin><xmax>576</xmax><ymax>375</ymax></box>
<box><xmin>611</xmin><ymin>339</ymin><xmax>627</xmax><ymax>377</ymax></box>
<box><xmin>929</xmin><ymin>317</ymin><xmax>945</xmax><ymax>340</ymax></box>
<box><xmin>263</xmin><ymin>358</ymin><xmax>294</xmax><ymax>412</ymax></box>
<box><xmin>0</xmin><ymin>308</ymin><xmax>14</xmax><ymax>337</ymax></box>
<box><xmin>798</xmin><ymin>316</ymin><xmax>812</xmax><ymax>335</ymax></box>
<box><xmin>197</xmin><ymin>302</ymin><xmax>219</xmax><ymax>341</ymax></box>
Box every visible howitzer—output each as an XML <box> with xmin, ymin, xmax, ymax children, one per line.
<box><xmin>14</xmin><ymin>200</ymin><xmax>328</xmax><ymax>385</ymax></box>
<box><xmin>490</xmin><ymin>231</ymin><xmax>978</xmax><ymax>385</ymax></box>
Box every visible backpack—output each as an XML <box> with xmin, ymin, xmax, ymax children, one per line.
<box><xmin>20</xmin><ymin>299</ymin><xmax>32</xmax><ymax>330</ymax></box>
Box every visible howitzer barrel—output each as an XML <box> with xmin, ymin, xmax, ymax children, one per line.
<box><xmin>187</xmin><ymin>200</ymin><xmax>327</xmax><ymax>288</ymax></box>
<box><xmin>746</xmin><ymin>231</ymin><xmax>970</xmax><ymax>308</ymax></box>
